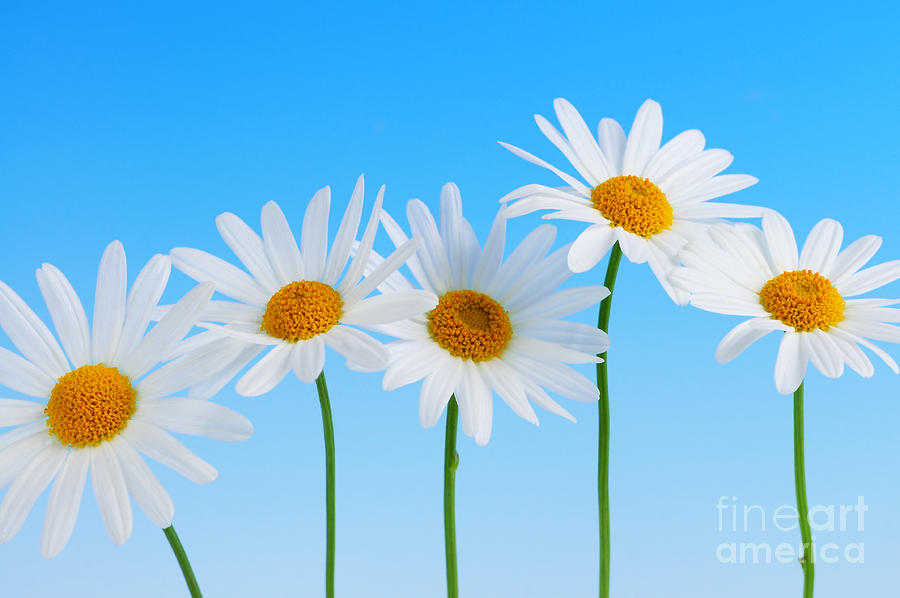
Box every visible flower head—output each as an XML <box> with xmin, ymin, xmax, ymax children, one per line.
<box><xmin>0</xmin><ymin>241</ymin><xmax>252</xmax><ymax>557</ymax></box>
<box><xmin>169</xmin><ymin>175</ymin><xmax>438</xmax><ymax>396</ymax></box>
<box><xmin>501</xmin><ymin>98</ymin><xmax>762</xmax><ymax>303</ymax></box>
<box><xmin>359</xmin><ymin>183</ymin><xmax>611</xmax><ymax>445</ymax></box>
<box><xmin>671</xmin><ymin>211</ymin><xmax>900</xmax><ymax>393</ymax></box>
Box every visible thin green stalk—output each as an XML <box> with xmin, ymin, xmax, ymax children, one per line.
<box><xmin>793</xmin><ymin>382</ymin><xmax>814</xmax><ymax>598</ymax></box>
<box><xmin>316</xmin><ymin>371</ymin><xmax>336</xmax><ymax>598</ymax></box>
<box><xmin>444</xmin><ymin>396</ymin><xmax>460</xmax><ymax>598</ymax></box>
<box><xmin>163</xmin><ymin>525</ymin><xmax>203</xmax><ymax>598</ymax></box>
<box><xmin>596</xmin><ymin>242</ymin><xmax>622</xmax><ymax>598</ymax></box>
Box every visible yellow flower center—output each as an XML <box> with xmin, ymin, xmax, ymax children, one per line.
<box><xmin>261</xmin><ymin>280</ymin><xmax>343</xmax><ymax>342</ymax></box>
<box><xmin>759</xmin><ymin>270</ymin><xmax>845</xmax><ymax>332</ymax></box>
<box><xmin>591</xmin><ymin>175</ymin><xmax>673</xmax><ymax>238</ymax></box>
<box><xmin>427</xmin><ymin>290</ymin><xmax>513</xmax><ymax>361</ymax></box>
<box><xmin>45</xmin><ymin>364</ymin><xmax>137</xmax><ymax>447</ymax></box>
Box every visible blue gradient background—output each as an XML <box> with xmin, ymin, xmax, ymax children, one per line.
<box><xmin>1</xmin><ymin>1</ymin><xmax>899</xmax><ymax>596</ymax></box>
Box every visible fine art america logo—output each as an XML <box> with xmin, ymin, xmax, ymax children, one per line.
<box><xmin>715</xmin><ymin>496</ymin><xmax>866</xmax><ymax>565</ymax></box>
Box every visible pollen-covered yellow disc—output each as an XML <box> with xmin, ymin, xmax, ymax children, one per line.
<box><xmin>45</xmin><ymin>364</ymin><xmax>137</xmax><ymax>447</ymax></box>
<box><xmin>760</xmin><ymin>269</ymin><xmax>845</xmax><ymax>332</ymax></box>
<box><xmin>428</xmin><ymin>290</ymin><xmax>512</xmax><ymax>361</ymax></box>
<box><xmin>591</xmin><ymin>175</ymin><xmax>673</xmax><ymax>238</ymax></box>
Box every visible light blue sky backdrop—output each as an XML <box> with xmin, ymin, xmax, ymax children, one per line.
<box><xmin>1</xmin><ymin>1</ymin><xmax>899</xmax><ymax>596</ymax></box>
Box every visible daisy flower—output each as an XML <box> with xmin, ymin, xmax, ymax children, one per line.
<box><xmin>500</xmin><ymin>98</ymin><xmax>763</xmax><ymax>598</ymax></box>
<box><xmin>671</xmin><ymin>210</ymin><xmax>900</xmax><ymax>394</ymax></box>
<box><xmin>500</xmin><ymin>97</ymin><xmax>763</xmax><ymax>303</ymax></box>
<box><xmin>367</xmin><ymin>183</ymin><xmax>610</xmax><ymax>445</ymax></box>
<box><xmin>671</xmin><ymin>210</ymin><xmax>900</xmax><ymax>595</ymax></box>
<box><xmin>168</xmin><ymin>175</ymin><xmax>436</xmax><ymax>395</ymax></box>
<box><xmin>362</xmin><ymin>183</ymin><xmax>609</xmax><ymax>598</ymax></box>
<box><xmin>0</xmin><ymin>241</ymin><xmax>251</xmax><ymax>578</ymax></box>
<box><xmin>168</xmin><ymin>175</ymin><xmax>437</xmax><ymax>598</ymax></box>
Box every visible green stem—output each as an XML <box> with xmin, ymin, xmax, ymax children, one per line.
<box><xmin>444</xmin><ymin>396</ymin><xmax>460</xmax><ymax>598</ymax></box>
<box><xmin>596</xmin><ymin>242</ymin><xmax>622</xmax><ymax>598</ymax></box>
<box><xmin>163</xmin><ymin>525</ymin><xmax>203</xmax><ymax>598</ymax></box>
<box><xmin>793</xmin><ymin>381</ymin><xmax>814</xmax><ymax>598</ymax></box>
<box><xmin>316</xmin><ymin>371</ymin><xmax>336</xmax><ymax>598</ymax></box>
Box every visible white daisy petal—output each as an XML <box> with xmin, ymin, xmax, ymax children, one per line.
<box><xmin>514</xmin><ymin>320</ymin><xmax>610</xmax><ymax>355</ymax></box>
<box><xmin>406</xmin><ymin>198</ymin><xmax>454</xmax><ymax>294</ymax></box>
<box><xmin>35</xmin><ymin>264</ymin><xmax>91</xmax><ymax>368</ymax></box>
<box><xmin>715</xmin><ymin>318</ymin><xmax>783</xmax><ymax>363</ymax></box>
<box><xmin>488</xmin><ymin>224</ymin><xmax>556</xmax><ymax>298</ymax></box>
<box><xmin>534</xmin><ymin>113</ymin><xmax>600</xmax><ymax>188</ymax></box>
<box><xmin>90</xmin><ymin>443</ymin><xmax>132</xmax><ymax>545</ymax></box>
<box><xmin>378</xmin><ymin>210</ymin><xmax>432</xmax><ymax>293</ymax></box>
<box><xmin>171</xmin><ymin>247</ymin><xmax>269</xmax><ymax>306</ymax></box>
<box><xmin>477</xmin><ymin>360</ymin><xmax>538</xmax><ymax>425</ymax></box>
<box><xmin>0</xmin><ymin>280</ymin><xmax>69</xmax><ymax>379</ymax></box>
<box><xmin>805</xmin><ymin>329</ymin><xmax>844</xmax><ymax>378</ymax></box>
<box><xmin>690</xmin><ymin>292</ymin><xmax>769</xmax><ymax>317</ymax></box>
<box><xmin>674</xmin><ymin>201</ymin><xmax>766</xmax><ymax>220</ymax></box>
<box><xmin>234</xmin><ymin>343</ymin><xmax>294</xmax><ymax>396</ymax></box>
<box><xmin>622</xmin><ymin>98</ymin><xmax>663</xmax><ymax>175</ymax></box>
<box><xmin>498</xmin><ymin>141</ymin><xmax>591</xmax><ymax>196</ymax></box>
<box><xmin>505</xmin><ymin>353</ymin><xmax>598</xmax><ymax>403</ymax></box>
<box><xmin>340</xmin><ymin>237</ymin><xmax>423</xmax><ymax>306</ymax></box>
<box><xmin>0</xmin><ymin>443</ymin><xmax>67</xmax><ymax>544</ymax></box>
<box><xmin>197</xmin><ymin>300</ymin><xmax>262</xmax><ymax>327</ymax></box>
<box><xmin>774</xmin><ymin>332</ymin><xmax>807</xmax><ymax>395</ymax></box>
<box><xmin>40</xmin><ymin>448</ymin><xmax>89</xmax><ymax>558</ymax></box>
<box><xmin>189</xmin><ymin>344</ymin><xmax>265</xmax><ymax>400</ymax></box>
<box><xmin>829</xmin><ymin>333</ymin><xmax>874</xmax><ymax>378</ymax></box>
<box><xmin>643</xmin><ymin>129</ymin><xmax>705</xmax><ymax>181</ymax></box>
<box><xmin>616</xmin><ymin>229</ymin><xmax>650</xmax><ymax>264</ymax></box>
<box><xmin>92</xmin><ymin>241</ymin><xmax>127</xmax><ymax>365</ymax></box>
<box><xmin>419</xmin><ymin>358</ymin><xmax>461</xmax><ymax>429</ymax></box>
<box><xmin>0</xmin><ymin>423</ymin><xmax>54</xmax><ymax>488</ymax></box>
<box><xmin>339</xmin><ymin>186</ymin><xmax>385</xmax><ymax>294</ymax></box>
<box><xmin>567</xmin><ymin>225</ymin><xmax>617</xmax><ymax>273</ymax></box>
<box><xmin>324</xmin><ymin>326</ymin><xmax>389</xmax><ymax>373</ymax></box>
<box><xmin>112</xmin><ymin>437</ymin><xmax>173</xmax><ymax>529</ymax></box>
<box><xmin>553</xmin><ymin>98</ymin><xmax>615</xmax><ymax>181</ymax></box>
<box><xmin>508</xmin><ymin>364</ymin><xmax>576</xmax><ymax>422</ymax></box>
<box><xmin>122</xmin><ymin>420</ymin><xmax>217</xmax><ymax>484</ymax></box>
<box><xmin>382</xmin><ymin>341</ymin><xmax>444</xmax><ymax>391</ymax></box>
<box><xmin>835</xmin><ymin>329</ymin><xmax>899</xmax><ymax>374</ymax></box>
<box><xmin>656</xmin><ymin>149</ymin><xmax>733</xmax><ymax>197</ymax></box>
<box><xmin>261</xmin><ymin>201</ymin><xmax>304</xmax><ymax>285</ymax></box>
<box><xmin>0</xmin><ymin>347</ymin><xmax>56</xmax><ymax>398</ymax></box>
<box><xmin>646</xmin><ymin>245</ymin><xmax>691</xmax><ymax>305</ymax></box>
<box><xmin>0</xmin><ymin>399</ymin><xmax>46</xmax><ymax>427</ymax></box>
<box><xmin>196</xmin><ymin>323</ymin><xmax>282</xmax><ymax>346</ymax></box>
<box><xmin>291</xmin><ymin>338</ymin><xmax>325</xmax><ymax>383</ymax></box>
<box><xmin>341</xmin><ymin>291</ymin><xmax>437</xmax><ymax>327</ymax></box>
<box><xmin>113</xmin><ymin>255</ymin><xmax>171</xmax><ymax>364</ymax></box>
<box><xmin>472</xmin><ymin>213</ymin><xmax>507</xmax><ymax>291</ymax></box>
<box><xmin>799</xmin><ymin>219</ymin><xmax>843</xmax><ymax>275</ymax></box>
<box><xmin>509</xmin><ymin>336</ymin><xmax>600</xmax><ymax>365</ymax></box>
<box><xmin>301</xmin><ymin>186</ymin><xmax>331</xmax><ymax>282</ymax></box>
<box><xmin>457</xmin><ymin>361</ymin><xmax>493</xmax><ymax>446</ymax></box>
<box><xmin>839</xmin><ymin>260</ymin><xmax>900</xmax><ymax>297</ymax></box>
<box><xmin>514</xmin><ymin>285</ymin><xmax>610</xmax><ymax>321</ymax></box>
<box><xmin>137</xmin><ymin>399</ymin><xmax>253</xmax><ymax>442</ymax></box>
<box><xmin>762</xmin><ymin>211</ymin><xmax>799</xmax><ymax>273</ymax></box>
<box><xmin>216</xmin><ymin>212</ymin><xmax>280</xmax><ymax>293</ymax></box>
<box><xmin>121</xmin><ymin>282</ymin><xmax>214</xmax><ymax>380</ymax></box>
<box><xmin>596</xmin><ymin>117</ymin><xmax>626</xmax><ymax>173</ymax></box>
<box><xmin>136</xmin><ymin>334</ymin><xmax>250</xmax><ymax>400</ymax></box>
<box><xmin>322</xmin><ymin>175</ymin><xmax>365</xmax><ymax>286</ymax></box>
<box><xmin>828</xmin><ymin>235</ymin><xmax>882</xmax><ymax>285</ymax></box>
<box><xmin>672</xmin><ymin>174</ymin><xmax>759</xmax><ymax>205</ymax></box>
